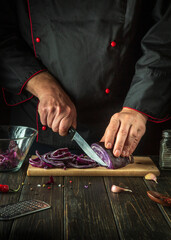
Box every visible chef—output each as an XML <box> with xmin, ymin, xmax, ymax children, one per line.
<box><xmin>0</xmin><ymin>0</ymin><xmax>171</xmax><ymax>156</ymax></box>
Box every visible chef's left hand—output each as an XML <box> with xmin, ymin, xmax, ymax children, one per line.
<box><xmin>100</xmin><ymin>108</ymin><xmax>148</xmax><ymax>157</ymax></box>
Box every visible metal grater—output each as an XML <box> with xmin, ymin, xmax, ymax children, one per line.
<box><xmin>0</xmin><ymin>199</ymin><xmax>51</xmax><ymax>220</ymax></box>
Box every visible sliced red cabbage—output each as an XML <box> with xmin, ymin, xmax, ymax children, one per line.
<box><xmin>0</xmin><ymin>141</ymin><xmax>20</xmax><ymax>170</ymax></box>
<box><xmin>29</xmin><ymin>143</ymin><xmax>134</xmax><ymax>170</ymax></box>
<box><xmin>29</xmin><ymin>147</ymin><xmax>99</xmax><ymax>169</ymax></box>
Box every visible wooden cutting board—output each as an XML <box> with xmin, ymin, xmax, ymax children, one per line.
<box><xmin>27</xmin><ymin>156</ymin><xmax>160</xmax><ymax>176</ymax></box>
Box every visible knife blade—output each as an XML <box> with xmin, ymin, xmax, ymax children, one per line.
<box><xmin>68</xmin><ymin>127</ymin><xmax>107</xmax><ymax>167</ymax></box>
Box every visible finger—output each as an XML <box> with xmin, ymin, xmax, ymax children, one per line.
<box><xmin>58</xmin><ymin>107</ymin><xmax>77</xmax><ymax>135</ymax></box>
<box><xmin>104</xmin><ymin>116</ymin><xmax>120</xmax><ymax>149</ymax></box>
<box><xmin>120</xmin><ymin>140</ymin><xmax>130</xmax><ymax>157</ymax></box>
<box><xmin>113</xmin><ymin>123</ymin><xmax>131</xmax><ymax>157</ymax></box>
<box><xmin>51</xmin><ymin>112</ymin><xmax>65</xmax><ymax>133</ymax></box>
<box><xmin>38</xmin><ymin>108</ymin><xmax>48</xmax><ymax>126</ymax></box>
<box><xmin>120</xmin><ymin>129</ymin><xmax>131</xmax><ymax>157</ymax></box>
<box><xmin>129</xmin><ymin>137</ymin><xmax>140</xmax><ymax>156</ymax></box>
<box><xmin>47</xmin><ymin>116</ymin><xmax>55</xmax><ymax>128</ymax></box>
<box><xmin>47</xmin><ymin>110</ymin><xmax>56</xmax><ymax>128</ymax></box>
<box><xmin>128</xmin><ymin>127</ymin><xmax>145</xmax><ymax>155</ymax></box>
<box><xmin>58</xmin><ymin>116</ymin><xmax>73</xmax><ymax>136</ymax></box>
<box><xmin>72</xmin><ymin>117</ymin><xmax>77</xmax><ymax>129</ymax></box>
<box><xmin>123</xmin><ymin>125</ymin><xmax>144</xmax><ymax>156</ymax></box>
<box><xmin>50</xmin><ymin>107</ymin><xmax>65</xmax><ymax>132</ymax></box>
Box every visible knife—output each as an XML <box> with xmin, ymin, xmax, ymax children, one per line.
<box><xmin>68</xmin><ymin>127</ymin><xmax>107</xmax><ymax>167</ymax></box>
<box><xmin>147</xmin><ymin>191</ymin><xmax>171</xmax><ymax>207</ymax></box>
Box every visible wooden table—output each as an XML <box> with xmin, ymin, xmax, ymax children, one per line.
<box><xmin>0</xmin><ymin>156</ymin><xmax>170</xmax><ymax>240</ymax></box>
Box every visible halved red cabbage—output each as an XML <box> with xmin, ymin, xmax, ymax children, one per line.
<box><xmin>91</xmin><ymin>142</ymin><xmax>134</xmax><ymax>169</ymax></box>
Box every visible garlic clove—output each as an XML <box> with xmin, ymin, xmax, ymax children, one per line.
<box><xmin>111</xmin><ymin>184</ymin><xmax>132</xmax><ymax>193</ymax></box>
<box><xmin>144</xmin><ymin>173</ymin><xmax>158</xmax><ymax>183</ymax></box>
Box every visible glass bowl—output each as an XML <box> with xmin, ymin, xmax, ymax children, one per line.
<box><xmin>0</xmin><ymin>125</ymin><xmax>38</xmax><ymax>172</ymax></box>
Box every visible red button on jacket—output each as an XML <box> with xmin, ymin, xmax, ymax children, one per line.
<box><xmin>42</xmin><ymin>126</ymin><xmax>47</xmax><ymax>131</ymax></box>
<box><xmin>110</xmin><ymin>41</ymin><xmax>116</xmax><ymax>47</ymax></box>
<box><xmin>36</xmin><ymin>37</ymin><xmax>41</xmax><ymax>43</ymax></box>
<box><xmin>105</xmin><ymin>88</ymin><xmax>110</xmax><ymax>94</ymax></box>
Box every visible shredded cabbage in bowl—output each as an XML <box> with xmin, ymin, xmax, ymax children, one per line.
<box><xmin>0</xmin><ymin>141</ymin><xmax>21</xmax><ymax>170</ymax></box>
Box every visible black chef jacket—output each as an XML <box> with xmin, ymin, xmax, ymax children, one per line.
<box><xmin>0</xmin><ymin>0</ymin><xmax>171</xmax><ymax>150</ymax></box>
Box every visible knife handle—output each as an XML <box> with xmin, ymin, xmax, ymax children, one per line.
<box><xmin>68</xmin><ymin>126</ymin><xmax>76</xmax><ymax>139</ymax></box>
<box><xmin>147</xmin><ymin>191</ymin><xmax>171</xmax><ymax>207</ymax></box>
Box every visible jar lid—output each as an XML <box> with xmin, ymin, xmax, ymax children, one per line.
<box><xmin>162</xmin><ymin>129</ymin><xmax>171</xmax><ymax>138</ymax></box>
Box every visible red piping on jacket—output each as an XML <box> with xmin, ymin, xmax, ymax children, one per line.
<box><xmin>148</xmin><ymin>118</ymin><xmax>171</xmax><ymax>123</ymax></box>
<box><xmin>123</xmin><ymin>107</ymin><xmax>171</xmax><ymax>123</ymax></box>
<box><xmin>27</xmin><ymin>0</ymin><xmax>37</xmax><ymax>57</ymax></box>
<box><xmin>36</xmin><ymin>100</ymin><xmax>39</xmax><ymax>142</ymax></box>
<box><xmin>17</xmin><ymin>69</ymin><xmax>47</xmax><ymax>95</ymax></box>
<box><xmin>2</xmin><ymin>69</ymin><xmax>47</xmax><ymax>106</ymax></box>
<box><xmin>2</xmin><ymin>88</ymin><xmax>34</xmax><ymax>106</ymax></box>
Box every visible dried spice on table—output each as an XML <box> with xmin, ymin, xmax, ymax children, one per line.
<box><xmin>46</xmin><ymin>176</ymin><xmax>55</xmax><ymax>185</ymax></box>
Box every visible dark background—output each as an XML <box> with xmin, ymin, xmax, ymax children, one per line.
<box><xmin>0</xmin><ymin>89</ymin><xmax>170</xmax><ymax>155</ymax></box>
<box><xmin>0</xmin><ymin>90</ymin><xmax>10</xmax><ymax>125</ymax></box>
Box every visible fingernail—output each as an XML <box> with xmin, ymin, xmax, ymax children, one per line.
<box><xmin>114</xmin><ymin>150</ymin><xmax>121</xmax><ymax>157</ymax></box>
<box><xmin>106</xmin><ymin>142</ymin><xmax>112</xmax><ymax>149</ymax></box>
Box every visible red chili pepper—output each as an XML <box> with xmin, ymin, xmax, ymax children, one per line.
<box><xmin>0</xmin><ymin>184</ymin><xmax>20</xmax><ymax>193</ymax></box>
<box><xmin>0</xmin><ymin>184</ymin><xmax>9</xmax><ymax>192</ymax></box>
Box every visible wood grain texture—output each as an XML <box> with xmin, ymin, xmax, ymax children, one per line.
<box><xmin>64</xmin><ymin>176</ymin><xmax>119</xmax><ymax>240</ymax></box>
<box><xmin>1</xmin><ymin>155</ymin><xmax>170</xmax><ymax>240</ymax></box>
<box><xmin>8</xmin><ymin>176</ymin><xmax>64</xmax><ymax>240</ymax></box>
<box><xmin>144</xmin><ymin>170</ymin><xmax>171</xmax><ymax>229</ymax></box>
<box><xmin>0</xmin><ymin>160</ymin><xmax>28</xmax><ymax>240</ymax></box>
<box><xmin>104</xmin><ymin>176</ymin><xmax>171</xmax><ymax>240</ymax></box>
<box><xmin>27</xmin><ymin>156</ymin><xmax>160</xmax><ymax>176</ymax></box>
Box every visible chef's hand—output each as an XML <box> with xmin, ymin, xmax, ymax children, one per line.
<box><xmin>25</xmin><ymin>71</ymin><xmax>77</xmax><ymax>136</ymax></box>
<box><xmin>100</xmin><ymin>108</ymin><xmax>148</xmax><ymax>157</ymax></box>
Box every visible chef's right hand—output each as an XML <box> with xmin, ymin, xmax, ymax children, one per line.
<box><xmin>25</xmin><ymin>71</ymin><xmax>77</xmax><ymax>136</ymax></box>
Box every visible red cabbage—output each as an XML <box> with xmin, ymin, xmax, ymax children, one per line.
<box><xmin>0</xmin><ymin>141</ymin><xmax>20</xmax><ymax>170</ymax></box>
<box><xmin>91</xmin><ymin>142</ymin><xmax>134</xmax><ymax>169</ymax></box>
<box><xmin>29</xmin><ymin>143</ymin><xmax>134</xmax><ymax>169</ymax></box>
<box><xmin>29</xmin><ymin>148</ymin><xmax>99</xmax><ymax>169</ymax></box>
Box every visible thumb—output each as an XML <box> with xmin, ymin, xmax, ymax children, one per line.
<box><xmin>100</xmin><ymin>135</ymin><xmax>105</xmax><ymax>142</ymax></box>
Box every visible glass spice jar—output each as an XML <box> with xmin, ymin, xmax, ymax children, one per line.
<box><xmin>159</xmin><ymin>129</ymin><xmax>171</xmax><ymax>170</ymax></box>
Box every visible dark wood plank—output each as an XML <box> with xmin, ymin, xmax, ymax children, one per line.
<box><xmin>64</xmin><ymin>176</ymin><xmax>119</xmax><ymax>240</ymax></box>
<box><xmin>149</xmin><ymin>156</ymin><xmax>171</xmax><ymax>227</ymax></box>
<box><xmin>0</xmin><ymin>159</ymin><xmax>28</xmax><ymax>240</ymax></box>
<box><xmin>144</xmin><ymin>170</ymin><xmax>171</xmax><ymax>228</ymax></box>
<box><xmin>8</xmin><ymin>176</ymin><xmax>64</xmax><ymax>240</ymax></box>
<box><xmin>104</xmin><ymin>176</ymin><xmax>171</xmax><ymax>240</ymax></box>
